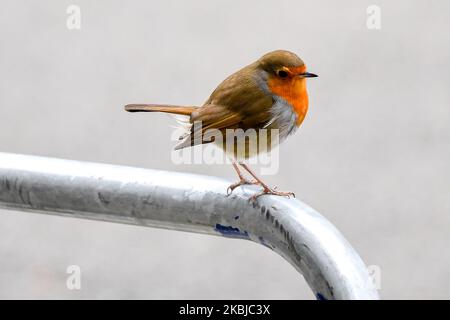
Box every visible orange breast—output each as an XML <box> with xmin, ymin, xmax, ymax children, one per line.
<box><xmin>267</xmin><ymin>74</ymin><xmax>309</xmax><ymax>126</ymax></box>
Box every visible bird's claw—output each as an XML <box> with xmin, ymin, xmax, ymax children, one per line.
<box><xmin>249</xmin><ymin>187</ymin><xmax>296</xmax><ymax>202</ymax></box>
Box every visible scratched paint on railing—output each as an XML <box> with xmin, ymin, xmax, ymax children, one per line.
<box><xmin>316</xmin><ymin>293</ymin><xmax>327</xmax><ymax>300</ymax></box>
<box><xmin>214</xmin><ymin>224</ymin><xmax>249</xmax><ymax>239</ymax></box>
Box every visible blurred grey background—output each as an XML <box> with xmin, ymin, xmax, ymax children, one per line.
<box><xmin>0</xmin><ymin>0</ymin><xmax>449</xmax><ymax>299</ymax></box>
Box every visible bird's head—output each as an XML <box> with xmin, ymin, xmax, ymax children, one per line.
<box><xmin>257</xmin><ymin>50</ymin><xmax>318</xmax><ymax>82</ymax></box>
<box><xmin>255</xmin><ymin>50</ymin><xmax>317</xmax><ymax>126</ymax></box>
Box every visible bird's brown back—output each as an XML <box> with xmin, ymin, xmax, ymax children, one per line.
<box><xmin>190</xmin><ymin>62</ymin><xmax>273</xmax><ymax>131</ymax></box>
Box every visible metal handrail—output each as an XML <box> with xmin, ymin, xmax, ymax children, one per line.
<box><xmin>0</xmin><ymin>152</ymin><xmax>379</xmax><ymax>300</ymax></box>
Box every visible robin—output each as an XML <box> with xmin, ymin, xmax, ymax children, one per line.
<box><xmin>125</xmin><ymin>50</ymin><xmax>317</xmax><ymax>200</ymax></box>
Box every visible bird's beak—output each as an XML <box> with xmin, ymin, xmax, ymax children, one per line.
<box><xmin>299</xmin><ymin>72</ymin><xmax>318</xmax><ymax>78</ymax></box>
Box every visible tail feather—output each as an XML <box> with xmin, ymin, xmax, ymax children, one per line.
<box><xmin>124</xmin><ymin>104</ymin><xmax>196</xmax><ymax>116</ymax></box>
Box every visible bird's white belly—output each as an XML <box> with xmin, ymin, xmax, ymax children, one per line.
<box><xmin>219</xmin><ymin>96</ymin><xmax>298</xmax><ymax>161</ymax></box>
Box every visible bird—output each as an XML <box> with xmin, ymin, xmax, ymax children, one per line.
<box><xmin>125</xmin><ymin>50</ymin><xmax>317</xmax><ymax>200</ymax></box>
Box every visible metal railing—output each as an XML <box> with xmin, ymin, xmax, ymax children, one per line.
<box><xmin>0</xmin><ymin>152</ymin><xmax>379</xmax><ymax>300</ymax></box>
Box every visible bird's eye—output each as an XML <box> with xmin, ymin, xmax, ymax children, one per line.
<box><xmin>277</xmin><ymin>70</ymin><xmax>288</xmax><ymax>78</ymax></box>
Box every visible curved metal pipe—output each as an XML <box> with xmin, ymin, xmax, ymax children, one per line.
<box><xmin>0</xmin><ymin>152</ymin><xmax>379</xmax><ymax>300</ymax></box>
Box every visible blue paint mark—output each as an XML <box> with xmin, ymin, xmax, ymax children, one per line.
<box><xmin>316</xmin><ymin>293</ymin><xmax>327</xmax><ymax>300</ymax></box>
<box><xmin>215</xmin><ymin>224</ymin><xmax>249</xmax><ymax>239</ymax></box>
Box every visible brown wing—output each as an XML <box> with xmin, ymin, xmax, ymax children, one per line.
<box><xmin>175</xmin><ymin>76</ymin><xmax>273</xmax><ymax>149</ymax></box>
<box><xmin>174</xmin><ymin>105</ymin><xmax>242</xmax><ymax>150</ymax></box>
<box><xmin>175</xmin><ymin>63</ymin><xmax>274</xmax><ymax>150</ymax></box>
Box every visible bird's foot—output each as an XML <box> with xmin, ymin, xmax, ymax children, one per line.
<box><xmin>227</xmin><ymin>179</ymin><xmax>260</xmax><ymax>195</ymax></box>
<box><xmin>249</xmin><ymin>186</ymin><xmax>295</xmax><ymax>202</ymax></box>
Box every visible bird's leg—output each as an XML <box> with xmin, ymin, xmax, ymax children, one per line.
<box><xmin>227</xmin><ymin>161</ymin><xmax>259</xmax><ymax>195</ymax></box>
<box><xmin>239</xmin><ymin>163</ymin><xmax>295</xmax><ymax>201</ymax></box>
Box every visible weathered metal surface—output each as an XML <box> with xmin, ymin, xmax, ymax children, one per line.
<box><xmin>0</xmin><ymin>152</ymin><xmax>379</xmax><ymax>300</ymax></box>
